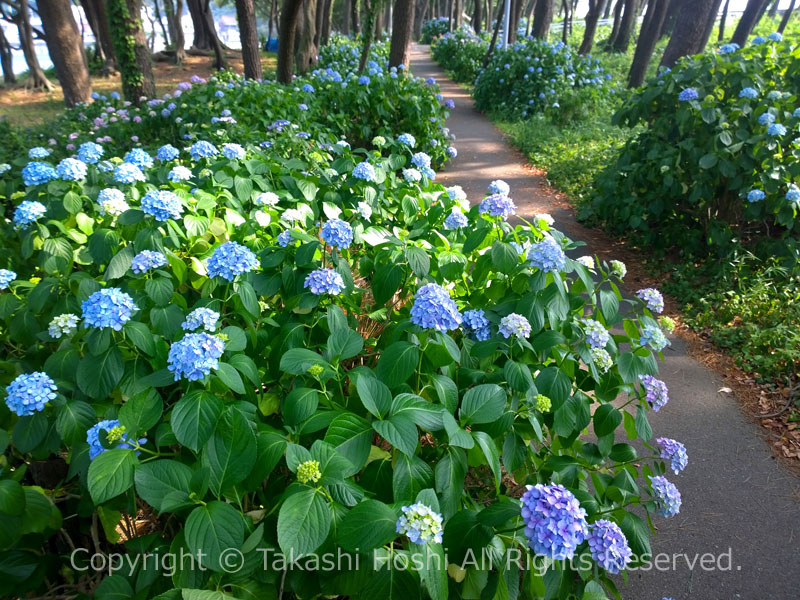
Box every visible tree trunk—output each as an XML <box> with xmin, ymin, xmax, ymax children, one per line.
<box><xmin>779</xmin><ymin>0</ymin><xmax>796</xmax><ymax>32</ymax></box>
<box><xmin>14</xmin><ymin>0</ymin><xmax>54</xmax><ymax>91</ymax></box>
<box><xmin>107</xmin><ymin>0</ymin><xmax>156</xmax><ymax>103</ymax></box>
<box><xmin>482</xmin><ymin>0</ymin><xmax>504</xmax><ymax>66</ymax></box>
<box><xmin>153</xmin><ymin>0</ymin><xmax>171</xmax><ymax>48</ymax></box>
<box><xmin>560</xmin><ymin>0</ymin><xmax>569</xmax><ymax>42</ymax></box>
<box><xmin>186</xmin><ymin>0</ymin><xmax>211</xmax><ymax>47</ymax></box>
<box><xmin>414</xmin><ymin>0</ymin><xmax>429</xmax><ymax>37</ymax></box>
<box><xmin>717</xmin><ymin>0</ymin><xmax>729</xmax><ymax>40</ymax></box>
<box><xmin>352</xmin><ymin>0</ymin><xmax>361</xmax><ymax>33</ymax></box>
<box><xmin>579</xmin><ymin>0</ymin><xmax>606</xmax><ymax>53</ymax></box>
<box><xmin>269</xmin><ymin>0</ymin><xmax>279</xmax><ymax>38</ymax></box>
<box><xmin>532</xmin><ymin>0</ymin><xmax>553</xmax><ymax>38</ymax></box>
<box><xmin>321</xmin><ymin>0</ymin><xmax>333</xmax><ymax>44</ymax></box>
<box><xmin>509</xmin><ymin>0</ymin><xmax>524</xmax><ymax>41</ymax></box>
<box><xmin>699</xmin><ymin>0</ymin><xmax>723</xmax><ymax>44</ymax></box>
<box><xmin>612</xmin><ymin>0</ymin><xmax>638</xmax><ymax>51</ymax></box>
<box><xmin>89</xmin><ymin>0</ymin><xmax>117</xmax><ymax>73</ymax></box>
<box><xmin>78</xmin><ymin>0</ymin><xmax>106</xmax><ymax>66</ymax></box>
<box><xmin>170</xmin><ymin>0</ymin><xmax>187</xmax><ymax>62</ymax></box>
<box><xmin>374</xmin><ymin>1</ymin><xmax>384</xmax><ymax>38</ymax></box>
<box><xmin>37</xmin><ymin>0</ymin><xmax>92</xmax><ymax>105</ymax></box>
<box><xmin>730</xmin><ymin>0</ymin><xmax>769</xmax><ymax>46</ymax></box>
<box><xmin>767</xmin><ymin>0</ymin><xmax>779</xmax><ymax>17</ymax></box>
<box><xmin>164</xmin><ymin>0</ymin><xmax>178</xmax><ymax>43</ymax></box>
<box><xmin>236</xmin><ymin>0</ymin><xmax>263</xmax><ymax>79</ymax></box>
<box><xmin>473</xmin><ymin>0</ymin><xmax>483</xmax><ymax>31</ymax></box>
<box><xmin>294</xmin><ymin>0</ymin><xmax>317</xmax><ymax>73</ymax></box>
<box><xmin>359</xmin><ymin>0</ymin><xmax>374</xmax><ymax>69</ymax></box>
<box><xmin>602</xmin><ymin>0</ymin><xmax>613</xmax><ymax>16</ymax></box>
<box><xmin>628</xmin><ymin>0</ymin><xmax>669</xmax><ymax>86</ymax></box>
<box><xmin>606</xmin><ymin>0</ymin><xmax>624</xmax><ymax>47</ymax></box>
<box><xmin>342</xmin><ymin>0</ymin><xmax>352</xmax><ymax>34</ymax></box>
<box><xmin>0</xmin><ymin>25</ymin><xmax>15</xmax><ymax>83</ymax></box>
<box><xmin>389</xmin><ymin>0</ymin><xmax>415</xmax><ymax>66</ymax></box>
<box><xmin>277</xmin><ymin>0</ymin><xmax>302</xmax><ymax>82</ymax></box>
<box><xmin>660</xmin><ymin>0</ymin><xmax>718</xmax><ymax>66</ymax></box>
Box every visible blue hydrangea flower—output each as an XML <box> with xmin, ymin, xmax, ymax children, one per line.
<box><xmin>22</xmin><ymin>161</ymin><xmax>57</xmax><ymax>186</ymax></box>
<box><xmin>499</xmin><ymin>313</ymin><xmax>531</xmax><ymax>339</ymax></box>
<box><xmin>352</xmin><ymin>162</ymin><xmax>377</xmax><ymax>182</ymax></box>
<box><xmin>157</xmin><ymin>144</ymin><xmax>180</xmax><ymax>161</ymax></box>
<box><xmin>768</xmin><ymin>123</ymin><xmax>787</xmax><ymax>136</ymax></box>
<box><xmin>48</xmin><ymin>313</ymin><xmax>79</xmax><ymax>338</ymax></box>
<box><xmin>87</xmin><ymin>419</ymin><xmax>145</xmax><ymax>460</ymax></box>
<box><xmin>447</xmin><ymin>146</ymin><xmax>457</xmax><ymax>158</ymax></box>
<box><xmin>97</xmin><ymin>188</ymin><xmax>129</xmax><ymax>217</ymax></box>
<box><xmin>304</xmin><ymin>268</ymin><xmax>345</xmax><ymax>295</ymax></box>
<box><xmin>131</xmin><ymin>250</ymin><xmax>167</xmax><ymax>274</ymax></box>
<box><xmin>277</xmin><ymin>230</ymin><xmax>295</xmax><ymax>247</ymax></box>
<box><xmin>425</xmin><ymin>77</ymin><xmax>435</xmax><ymax>84</ymax></box>
<box><xmin>403</xmin><ymin>168</ymin><xmax>422</xmax><ymax>183</ymax></box>
<box><xmin>124</xmin><ymin>147</ymin><xmax>154</xmax><ymax>170</ymax></box>
<box><xmin>207</xmin><ymin>241</ymin><xmax>259</xmax><ymax>281</ymax></box>
<box><xmin>398</xmin><ymin>133</ymin><xmax>416</xmax><ymax>147</ymax></box>
<box><xmin>521</xmin><ymin>483</ymin><xmax>588</xmax><ymax>560</ymax></box>
<box><xmin>97</xmin><ymin>160</ymin><xmax>114</xmax><ymax>173</ymax></box>
<box><xmin>718</xmin><ymin>43</ymin><xmax>739</xmax><ymax>54</ymax></box>
<box><xmin>583</xmin><ymin>319</ymin><xmax>609</xmax><ymax>348</ymax></box>
<box><xmin>302</xmin><ymin>83</ymin><xmax>315</xmax><ymax>93</ymax></box>
<box><xmin>410</xmin><ymin>283</ymin><xmax>462</xmax><ymax>332</ymax></box>
<box><xmin>420</xmin><ymin>166</ymin><xmax>436</xmax><ymax>180</ymax></box>
<box><xmin>462</xmin><ymin>309</ymin><xmax>491</xmax><ymax>341</ymax></box>
<box><xmin>189</xmin><ymin>140</ymin><xmax>219</xmax><ymax>160</ymax></box>
<box><xmin>396</xmin><ymin>503</ymin><xmax>444</xmax><ymax>544</ymax></box>
<box><xmin>14</xmin><ymin>200</ymin><xmax>47</xmax><ymax>229</ymax></box>
<box><xmin>256</xmin><ymin>192</ymin><xmax>279</xmax><ymax>206</ymax></box>
<box><xmin>479</xmin><ymin>193</ymin><xmax>516</xmax><ymax>218</ymax></box>
<box><xmin>678</xmin><ymin>88</ymin><xmax>699</xmax><ymax>101</ymax></box>
<box><xmin>182</xmin><ymin>307</ymin><xmax>220</xmax><ymax>332</ymax></box>
<box><xmin>591</xmin><ymin>347</ymin><xmax>613</xmax><ymax>372</ymax></box>
<box><xmin>649</xmin><ymin>475</ymin><xmax>681</xmax><ymax>517</ymax></box>
<box><xmin>114</xmin><ymin>162</ymin><xmax>146</xmax><ymax>184</ymax></box>
<box><xmin>752</xmin><ymin>35</ymin><xmax>766</xmax><ymax>44</ymax></box>
<box><xmin>527</xmin><ymin>238</ymin><xmax>566</xmax><ymax>273</ymax></box>
<box><xmin>767</xmin><ymin>32</ymin><xmax>783</xmax><ymax>42</ymax></box>
<box><xmin>81</xmin><ymin>288</ymin><xmax>138</xmax><ymax>330</ymax></box>
<box><xmin>747</xmin><ymin>189</ymin><xmax>765</xmax><ymax>202</ymax></box>
<box><xmin>640</xmin><ymin>324</ymin><xmax>670</xmax><ymax>351</ymax></box>
<box><xmin>56</xmin><ymin>157</ymin><xmax>88</xmax><ymax>181</ymax></box>
<box><xmin>0</xmin><ymin>269</ymin><xmax>17</xmax><ymax>290</ymax></box>
<box><xmin>221</xmin><ymin>143</ymin><xmax>246</xmax><ymax>160</ymax></box>
<box><xmin>28</xmin><ymin>146</ymin><xmax>50</xmax><ymax>159</ymax></box>
<box><xmin>445</xmin><ymin>99</ymin><xmax>455</xmax><ymax>109</ymax></box>
<box><xmin>657</xmin><ymin>437</ymin><xmax>688</xmax><ymax>474</ymax></box>
<box><xmin>640</xmin><ymin>374</ymin><xmax>669</xmax><ymax>411</ymax></box>
<box><xmin>168</xmin><ymin>166</ymin><xmax>192</xmax><ymax>182</ymax></box>
<box><xmin>4</xmin><ymin>372</ymin><xmax>57</xmax><ymax>416</ymax></box>
<box><xmin>141</xmin><ymin>190</ymin><xmax>183</xmax><ymax>221</ymax></box>
<box><xmin>357</xmin><ymin>202</ymin><xmax>372</xmax><ymax>221</ymax></box>
<box><xmin>787</xmin><ymin>186</ymin><xmax>800</xmax><ymax>203</ymax></box>
<box><xmin>758</xmin><ymin>112</ymin><xmax>776</xmax><ymax>125</ymax></box>
<box><xmin>0</xmin><ymin>163</ymin><xmax>10</xmax><ymax>175</ymax></box>
<box><xmin>446</xmin><ymin>185</ymin><xmax>467</xmax><ymax>202</ymax></box>
<box><xmin>444</xmin><ymin>209</ymin><xmax>468</xmax><ymax>230</ymax></box>
<box><xmin>411</xmin><ymin>152</ymin><xmax>431</xmax><ymax>169</ymax></box>
<box><xmin>587</xmin><ymin>520</ymin><xmax>632</xmax><ymax>574</ymax></box>
<box><xmin>358</xmin><ymin>75</ymin><xmax>370</xmax><ymax>85</ymax></box>
<box><xmin>488</xmin><ymin>180</ymin><xmax>510</xmax><ymax>195</ymax></box>
<box><xmin>78</xmin><ymin>142</ymin><xmax>104</xmax><ymax>164</ymax></box>
<box><xmin>168</xmin><ymin>332</ymin><xmax>225</xmax><ymax>381</ymax></box>
<box><xmin>738</xmin><ymin>87</ymin><xmax>758</xmax><ymax>99</ymax></box>
<box><xmin>636</xmin><ymin>288</ymin><xmax>664</xmax><ymax>313</ymax></box>
<box><xmin>321</xmin><ymin>219</ymin><xmax>354</xmax><ymax>250</ymax></box>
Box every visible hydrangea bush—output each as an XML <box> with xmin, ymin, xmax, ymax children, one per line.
<box><xmin>421</xmin><ymin>16</ymin><xmax>451</xmax><ymax>44</ymax></box>
<box><xmin>431</xmin><ymin>27</ymin><xmax>490</xmax><ymax>83</ymax></box>
<box><xmin>0</xmin><ymin>53</ymin><xmax>682</xmax><ymax>600</ymax></box>
<box><xmin>589</xmin><ymin>35</ymin><xmax>800</xmax><ymax>256</ymax></box>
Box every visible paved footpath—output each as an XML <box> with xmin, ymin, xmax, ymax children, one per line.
<box><xmin>410</xmin><ymin>45</ymin><xmax>800</xmax><ymax>599</ymax></box>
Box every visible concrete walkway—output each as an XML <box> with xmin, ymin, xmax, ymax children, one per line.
<box><xmin>410</xmin><ymin>45</ymin><xmax>800</xmax><ymax>599</ymax></box>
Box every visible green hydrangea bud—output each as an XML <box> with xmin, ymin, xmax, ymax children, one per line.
<box><xmin>372</xmin><ymin>135</ymin><xmax>386</xmax><ymax>147</ymax></box>
<box><xmin>106</xmin><ymin>425</ymin><xmax>127</xmax><ymax>444</ymax></box>
<box><xmin>610</xmin><ymin>260</ymin><xmax>627</xmax><ymax>279</ymax></box>
<box><xmin>535</xmin><ymin>394</ymin><xmax>552</xmax><ymax>413</ymax></box>
<box><xmin>307</xmin><ymin>364</ymin><xmax>324</xmax><ymax>377</ymax></box>
<box><xmin>297</xmin><ymin>460</ymin><xmax>321</xmax><ymax>484</ymax></box>
<box><xmin>658</xmin><ymin>316</ymin><xmax>676</xmax><ymax>333</ymax></box>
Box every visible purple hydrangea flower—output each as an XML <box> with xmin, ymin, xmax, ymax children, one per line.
<box><xmin>479</xmin><ymin>193</ymin><xmax>516</xmax><ymax>218</ymax></box>
<box><xmin>304</xmin><ymin>268</ymin><xmax>345</xmax><ymax>295</ymax></box>
<box><xmin>635</xmin><ymin>288</ymin><xmax>664</xmax><ymax>313</ymax></box>
<box><xmin>527</xmin><ymin>238</ymin><xmax>566</xmax><ymax>273</ymax></box>
<box><xmin>499</xmin><ymin>313</ymin><xmax>531</xmax><ymax>339</ymax></box>
<box><xmin>657</xmin><ymin>437</ymin><xmax>688</xmax><ymax>474</ymax></box>
<box><xmin>678</xmin><ymin>88</ymin><xmax>699</xmax><ymax>101</ymax></box>
<box><xmin>587</xmin><ymin>519</ymin><xmax>632</xmax><ymax>574</ymax></box>
<box><xmin>168</xmin><ymin>332</ymin><xmax>225</xmax><ymax>381</ymax></box>
<box><xmin>640</xmin><ymin>374</ymin><xmax>669</xmax><ymax>411</ymax></box>
<box><xmin>649</xmin><ymin>475</ymin><xmax>682</xmax><ymax>517</ymax></box>
<box><xmin>410</xmin><ymin>283</ymin><xmax>462</xmax><ymax>331</ymax></box>
<box><xmin>583</xmin><ymin>319</ymin><xmax>610</xmax><ymax>348</ymax></box>
<box><xmin>640</xmin><ymin>324</ymin><xmax>670</xmax><ymax>351</ymax></box>
<box><xmin>521</xmin><ymin>483</ymin><xmax>588</xmax><ymax>560</ymax></box>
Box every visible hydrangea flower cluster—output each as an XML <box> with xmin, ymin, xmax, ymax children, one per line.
<box><xmin>610</xmin><ymin>260</ymin><xmax>627</xmax><ymax>279</ymax></box>
<box><xmin>396</xmin><ymin>503</ymin><xmax>444</xmax><ymax>544</ymax></box>
<box><xmin>28</xmin><ymin>146</ymin><xmax>50</xmax><ymax>159</ymax></box>
<box><xmin>444</xmin><ymin>209</ymin><xmax>468</xmax><ymax>229</ymax></box>
<box><xmin>4</xmin><ymin>372</ymin><xmax>57</xmax><ymax>416</ymax></box>
<box><xmin>534</xmin><ymin>394</ymin><xmax>551</xmax><ymax>413</ymax></box>
<box><xmin>352</xmin><ymin>161</ymin><xmax>377</xmax><ymax>182</ymax></box>
<box><xmin>304</xmin><ymin>268</ymin><xmax>345</xmax><ymax>295</ymax></box>
<box><xmin>114</xmin><ymin>162</ymin><xmax>146</xmax><ymax>184</ymax></box>
<box><xmin>189</xmin><ymin>140</ymin><xmax>219</xmax><ymax>160</ymax></box>
<box><xmin>499</xmin><ymin>313</ymin><xmax>531</xmax><ymax>339</ymax></box>
<box><xmin>479</xmin><ymin>193</ymin><xmax>516</xmax><ymax>218</ymax></box>
<box><xmin>81</xmin><ymin>288</ymin><xmax>138</xmax><ymax>330</ymax></box>
<box><xmin>87</xmin><ymin>419</ymin><xmax>144</xmax><ymax>460</ymax></box>
<box><xmin>462</xmin><ymin>308</ymin><xmax>491</xmax><ymax>341</ymax></box>
<box><xmin>411</xmin><ymin>152</ymin><xmax>431</xmax><ymax>169</ymax></box>
<box><xmin>398</xmin><ymin>133</ymin><xmax>416</xmax><ymax>147</ymax></box>
<box><xmin>739</xmin><ymin>87</ymin><xmax>758</xmax><ymax>99</ymax></box>
<box><xmin>57</xmin><ymin>157</ymin><xmax>89</xmax><ymax>181</ymax></box>
<box><xmin>167</xmin><ymin>332</ymin><xmax>226</xmax><ymax>381</ymax></box>
<box><xmin>640</xmin><ymin>324</ymin><xmax>670</xmax><ymax>351</ymax></box>
<box><xmin>0</xmin><ymin>269</ymin><xmax>16</xmax><ymax>290</ymax></box>
<box><xmin>587</xmin><ymin>520</ymin><xmax>633</xmax><ymax>574</ymax></box>
<box><xmin>182</xmin><ymin>307</ymin><xmax>220</xmax><ymax>332</ymax></box>
<box><xmin>747</xmin><ymin>189</ymin><xmax>765</xmax><ymax>203</ymax></box>
<box><xmin>357</xmin><ymin>202</ymin><xmax>372</xmax><ymax>221</ymax></box>
<box><xmin>403</xmin><ymin>168</ymin><xmax>422</xmax><ymax>183</ymax></box>
<box><xmin>576</xmin><ymin>255</ymin><xmax>594</xmax><ymax>269</ymax></box>
<box><xmin>640</xmin><ymin>375</ymin><xmax>669</xmax><ymax>412</ymax></box>
<box><xmin>636</xmin><ymin>288</ymin><xmax>664</xmax><ymax>313</ymax></box>
<box><xmin>97</xmin><ymin>188</ymin><xmax>129</xmax><ymax>217</ymax></box>
<box><xmin>14</xmin><ymin>200</ymin><xmax>47</xmax><ymax>229</ymax></box>
<box><xmin>787</xmin><ymin>187</ymin><xmax>800</xmax><ymax>203</ymax></box>
<box><xmin>521</xmin><ymin>483</ymin><xmax>588</xmax><ymax>560</ymax></box>
<box><xmin>141</xmin><ymin>190</ymin><xmax>183</xmax><ymax>221</ymax></box>
<box><xmin>410</xmin><ymin>283</ymin><xmax>462</xmax><ymax>331</ymax></box>
<box><xmin>207</xmin><ymin>241</ymin><xmax>259</xmax><ymax>281</ymax></box>
<box><xmin>124</xmin><ymin>147</ymin><xmax>154</xmax><ymax>170</ymax></box>
<box><xmin>768</xmin><ymin>123</ymin><xmax>787</xmax><ymax>136</ymax></box>
<box><xmin>256</xmin><ymin>192</ymin><xmax>280</xmax><ymax>206</ymax></box>
<box><xmin>277</xmin><ymin>230</ymin><xmax>295</xmax><ymax>247</ymax></box>
<box><xmin>649</xmin><ymin>475</ymin><xmax>682</xmax><ymax>517</ymax></box>
<box><xmin>222</xmin><ymin>143</ymin><xmax>246</xmax><ymax>160</ymax></box>
<box><xmin>657</xmin><ymin>437</ymin><xmax>688</xmax><ymax>474</ymax></box>
<box><xmin>321</xmin><ymin>219</ymin><xmax>354</xmax><ymax>249</ymax></box>
<box><xmin>157</xmin><ymin>144</ymin><xmax>180</xmax><ymax>161</ymax></box>
<box><xmin>168</xmin><ymin>166</ymin><xmax>192</xmax><ymax>182</ymax></box>
<box><xmin>131</xmin><ymin>250</ymin><xmax>167</xmax><ymax>274</ymax></box>
<box><xmin>583</xmin><ymin>319</ymin><xmax>609</xmax><ymax>348</ymax></box>
<box><xmin>78</xmin><ymin>142</ymin><xmax>104</xmax><ymax>164</ymax></box>
<box><xmin>22</xmin><ymin>161</ymin><xmax>57</xmax><ymax>186</ymax></box>
<box><xmin>48</xmin><ymin>313</ymin><xmax>79</xmax><ymax>338</ymax></box>
<box><xmin>591</xmin><ymin>347</ymin><xmax>613</xmax><ymax>373</ymax></box>
<box><xmin>488</xmin><ymin>180</ymin><xmax>510</xmax><ymax>195</ymax></box>
<box><xmin>527</xmin><ymin>238</ymin><xmax>566</xmax><ymax>273</ymax></box>
<box><xmin>757</xmin><ymin>112</ymin><xmax>775</xmax><ymax>125</ymax></box>
<box><xmin>678</xmin><ymin>88</ymin><xmax>699</xmax><ymax>101</ymax></box>
<box><xmin>297</xmin><ymin>460</ymin><xmax>322</xmax><ymax>484</ymax></box>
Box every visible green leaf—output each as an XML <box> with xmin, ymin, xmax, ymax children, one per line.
<box><xmin>55</xmin><ymin>401</ymin><xmax>96</xmax><ymax>444</ymax></box>
<box><xmin>77</xmin><ymin>347</ymin><xmax>124</xmax><ymax>399</ymax></box>
<box><xmin>593</xmin><ymin>404</ymin><xmax>622</xmax><ymax>437</ymax></box>
<box><xmin>203</xmin><ymin>407</ymin><xmax>257</xmax><ymax>496</ymax></box>
<box><xmin>145</xmin><ymin>277</ymin><xmax>174</xmax><ymax>306</ymax></box>
<box><xmin>185</xmin><ymin>501</ymin><xmax>245</xmax><ymax>572</ymax></box>
<box><xmin>620</xmin><ymin>512</ymin><xmax>651</xmax><ymax>567</ymax></box>
<box><xmin>328</xmin><ymin>328</ymin><xmax>364</xmax><ymax>361</ymax></box>
<box><xmin>459</xmin><ymin>384</ymin><xmax>506</xmax><ymax>425</ymax></box>
<box><xmin>372</xmin><ymin>263</ymin><xmax>405</xmax><ymax>306</ymax></box>
<box><xmin>277</xmin><ymin>487</ymin><xmax>332</xmax><ymax>556</ymax></box>
<box><xmin>11</xmin><ymin>413</ymin><xmax>48</xmax><ymax>453</ymax></box>
<box><xmin>405</xmin><ymin>247</ymin><xmax>430</xmax><ymax>276</ymax></box>
<box><xmin>491</xmin><ymin>241</ymin><xmax>519</xmax><ymax>274</ymax></box>
<box><xmin>324</xmin><ymin>414</ymin><xmax>373</xmax><ymax>475</ymax></box>
<box><xmin>0</xmin><ymin>480</ymin><xmax>25</xmax><ymax>516</ymax></box>
<box><xmin>699</xmin><ymin>153</ymin><xmax>718</xmax><ymax>169</ymax></box>
<box><xmin>582</xmin><ymin>580</ymin><xmax>609</xmax><ymax>600</ymax></box>
<box><xmin>327</xmin><ymin>305</ymin><xmax>348</xmax><ymax>332</ymax></box>
<box><xmin>119</xmin><ymin>389</ymin><xmax>162</xmax><ymax>436</ymax></box>
<box><xmin>376</xmin><ymin>342</ymin><xmax>420</xmax><ymax>389</ymax></box>
<box><xmin>214</xmin><ymin>362</ymin><xmax>245</xmax><ymax>394</ymax></box>
<box><xmin>135</xmin><ymin>460</ymin><xmax>193</xmax><ymax>512</ymax></box>
<box><xmin>435</xmin><ymin>448</ymin><xmax>467</xmax><ymax>519</ymax></box>
<box><xmin>105</xmin><ymin>245</ymin><xmax>135</xmax><ymax>281</ymax></box>
<box><xmin>599</xmin><ymin>289</ymin><xmax>619</xmax><ymax>322</ymax></box>
<box><xmin>280</xmin><ymin>348</ymin><xmax>331</xmax><ymax>375</ymax></box>
<box><xmin>283</xmin><ymin>387</ymin><xmax>319</xmax><ymax>426</ymax></box>
<box><xmin>373</xmin><ymin>415</ymin><xmax>418</xmax><ymax>455</ymax></box>
<box><xmin>171</xmin><ymin>390</ymin><xmax>223</xmax><ymax>452</ymax></box>
<box><xmin>338</xmin><ymin>499</ymin><xmax>398</xmax><ymax>552</ymax></box>
<box><xmin>123</xmin><ymin>321</ymin><xmax>156</xmax><ymax>355</ymax></box>
<box><xmin>393</xmin><ymin>454</ymin><xmax>434</xmax><ymax>502</ymax></box>
<box><xmin>472</xmin><ymin>431</ymin><xmax>501</xmax><ymax>488</ymax></box>
<box><xmin>88</xmin><ymin>449</ymin><xmax>138</xmax><ymax>504</ymax></box>
<box><xmin>356</xmin><ymin>374</ymin><xmax>392</xmax><ymax>418</ymax></box>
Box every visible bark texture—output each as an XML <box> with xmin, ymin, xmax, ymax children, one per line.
<box><xmin>389</xmin><ymin>0</ymin><xmax>415</xmax><ymax>67</ymax></box>
<box><xmin>730</xmin><ymin>0</ymin><xmax>770</xmax><ymax>46</ymax></box>
<box><xmin>294</xmin><ymin>0</ymin><xmax>317</xmax><ymax>73</ymax></box>
<box><xmin>531</xmin><ymin>0</ymin><xmax>553</xmax><ymax>38</ymax></box>
<box><xmin>628</xmin><ymin>0</ymin><xmax>670</xmax><ymax>87</ymax></box>
<box><xmin>106</xmin><ymin>0</ymin><xmax>156</xmax><ymax>103</ymax></box>
<box><xmin>38</xmin><ymin>0</ymin><xmax>92</xmax><ymax>105</ymax></box>
<box><xmin>277</xmin><ymin>0</ymin><xmax>302</xmax><ymax>82</ymax></box>
<box><xmin>579</xmin><ymin>0</ymin><xmax>607</xmax><ymax>54</ymax></box>
<box><xmin>235</xmin><ymin>0</ymin><xmax>263</xmax><ymax>79</ymax></box>
<box><xmin>660</xmin><ymin>0</ymin><xmax>719</xmax><ymax>67</ymax></box>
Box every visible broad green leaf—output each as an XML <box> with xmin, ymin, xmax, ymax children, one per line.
<box><xmin>277</xmin><ymin>486</ymin><xmax>332</xmax><ymax>556</ymax></box>
<box><xmin>459</xmin><ymin>384</ymin><xmax>506</xmax><ymax>425</ymax></box>
<box><xmin>88</xmin><ymin>449</ymin><xmax>137</xmax><ymax>504</ymax></box>
<box><xmin>202</xmin><ymin>407</ymin><xmax>257</xmax><ymax>495</ymax></box>
<box><xmin>338</xmin><ymin>499</ymin><xmax>398</xmax><ymax>551</ymax></box>
<box><xmin>185</xmin><ymin>501</ymin><xmax>245</xmax><ymax>572</ymax></box>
